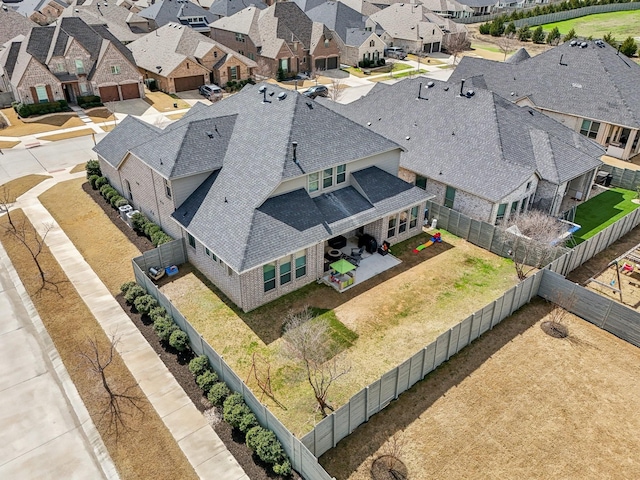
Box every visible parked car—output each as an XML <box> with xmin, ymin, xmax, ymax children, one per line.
<box><xmin>302</xmin><ymin>85</ymin><xmax>328</xmax><ymax>99</ymax></box>
<box><xmin>385</xmin><ymin>47</ymin><xmax>407</xmax><ymax>60</ymax></box>
<box><xmin>199</xmin><ymin>84</ymin><xmax>223</xmax><ymax>98</ymax></box>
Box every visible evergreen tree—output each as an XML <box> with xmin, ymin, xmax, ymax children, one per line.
<box><xmin>517</xmin><ymin>25</ymin><xmax>532</xmax><ymax>42</ymax></box>
<box><xmin>546</xmin><ymin>27</ymin><xmax>561</xmax><ymax>45</ymax></box>
<box><xmin>562</xmin><ymin>28</ymin><xmax>577</xmax><ymax>42</ymax></box>
<box><xmin>505</xmin><ymin>22</ymin><xmax>517</xmax><ymax>36</ymax></box>
<box><xmin>532</xmin><ymin>26</ymin><xmax>546</xmax><ymax>44</ymax></box>
<box><xmin>603</xmin><ymin>32</ymin><xmax>617</xmax><ymax>47</ymax></box>
<box><xmin>620</xmin><ymin>36</ymin><xmax>638</xmax><ymax>57</ymax></box>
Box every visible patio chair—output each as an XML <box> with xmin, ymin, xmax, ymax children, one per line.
<box><xmin>349</xmin><ymin>246</ymin><xmax>365</xmax><ymax>266</ymax></box>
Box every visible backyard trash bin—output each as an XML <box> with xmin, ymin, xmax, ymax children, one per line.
<box><xmin>165</xmin><ymin>265</ymin><xmax>179</xmax><ymax>276</ymax></box>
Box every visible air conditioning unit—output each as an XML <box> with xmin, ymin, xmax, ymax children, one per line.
<box><xmin>119</xmin><ymin>204</ymin><xmax>132</xmax><ymax>221</ymax></box>
<box><xmin>125</xmin><ymin>209</ymin><xmax>139</xmax><ymax>228</ymax></box>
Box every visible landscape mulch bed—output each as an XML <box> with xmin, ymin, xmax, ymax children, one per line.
<box><xmin>85</xmin><ymin>180</ymin><xmax>299</xmax><ymax>479</ymax></box>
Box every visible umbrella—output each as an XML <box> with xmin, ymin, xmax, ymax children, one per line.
<box><xmin>330</xmin><ymin>258</ymin><xmax>356</xmax><ymax>274</ymax></box>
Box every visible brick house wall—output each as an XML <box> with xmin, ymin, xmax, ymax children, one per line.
<box><xmin>92</xmin><ymin>43</ymin><xmax>144</xmax><ymax>97</ymax></box>
<box><xmin>382</xmin><ymin>201</ymin><xmax>427</xmax><ymax>245</ymax></box>
<box><xmin>214</xmin><ymin>55</ymin><xmax>254</xmax><ymax>86</ymax></box>
<box><xmin>310</xmin><ymin>33</ymin><xmax>340</xmax><ymax>72</ymax></box>
<box><xmin>141</xmin><ymin>69</ymin><xmax>172</xmax><ymax>93</ymax></box>
<box><xmin>17</xmin><ymin>58</ymin><xmax>63</xmax><ymax>104</ymax></box>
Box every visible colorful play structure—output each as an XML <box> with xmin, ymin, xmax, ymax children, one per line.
<box><xmin>413</xmin><ymin>232</ymin><xmax>442</xmax><ymax>253</ymax></box>
<box><xmin>586</xmin><ymin>240</ymin><xmax>640</xmax><ymax>303</ymax></box>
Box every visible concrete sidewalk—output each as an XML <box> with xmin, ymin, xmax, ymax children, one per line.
<box><xmin>15</xmin><ymin>169</ymin><xmax>248</xmax><ymax>480</ymax></box>
<box><xmin>0</xmin><ymin>241</ymin><xmax>117</xmax><ymax>480</ymax></box>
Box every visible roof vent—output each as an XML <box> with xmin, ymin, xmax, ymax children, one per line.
<box><xmin>258</xmin><ymin>85</ymin><xmax>267</xmax><ymax>93</ymax></box>
<box><xmin>444</xmin><ymin>86</ymin><xmax>449</xmax><ymax>91</ymax></box>
<box><xmin>459</xmin><ymin>78</ymin><xmax>465</xmax><ymax>96</ymax></box>
<box><xmin>277</xmin><ymin>92</ymin><xmax>287</xmax><ymax>100</ymax></box>
<box><xmin>570</xmin><ymin>40</ymin><xmax>577</xmax><ymax>47</ymax></box>
<box><xmin>292</xmin><ymin>141</ymin><xmax>298</xmax><ymax>164</ymax></box>
<box><xmin>306</xmin><ymin>101</ymin><xmax>313</xmax><ymax>109</ymax></box>
<box><xmin>367</xmin><ymin>122</ymin><xmax>371</xmax><ymax>126</ymax></box>
<box><xmin>580</xmin><ymin>42</ymin><xmax>587</xmax><ymax>48</ymax></box>
<box><xmin>426</xmin><ymin>81</ymin><xmax>435</xmax><ymax>88</ymax></box>
<box><xmin>405</xmin><ymin>136</ymin><xmax>410</xmax><ymax>140</ymax></box>
<box><xmin>206</xmin><ymin>131</ymin><xmax>214</xmax><ymax>138</ymax></box>
<box><xmin>465</xmin><ymin>89</ymin><xmax>474</xmax><ymax>98</ymax></box>
<box><xmin>510</xmin><ymin>92</ymin><xmax>515</xmax><ymax>96</ymax></box>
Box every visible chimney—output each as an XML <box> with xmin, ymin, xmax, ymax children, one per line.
<box><xmin>459</xmin><ymin>78</ymin><xmax>465</xmax><ymax>96</ymax></box>
<box><xmin>292</xmin><ymin>142</ymin><xmax>298</xmax><ymax>164</ymax></box>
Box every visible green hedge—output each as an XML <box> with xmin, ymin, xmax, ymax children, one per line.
<box><xmin>15</xmin><ymin>99</ymin><xmax>69</xmax><ymax>118</ymax></box>
<box><xmin>77</xmin><ymin>95</ymin><xmax>103</xmax><ymax>109</ymax></box>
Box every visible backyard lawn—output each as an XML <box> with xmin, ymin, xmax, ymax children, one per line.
<box><xmin>540</xmin><ymin>10</ymin><xmax>640</xmax><ymax>39</ymax></box>
<box><xmin>573</xmin><ymin>187</ymin><xmax>640</xmax><ymax>243</ymax></box>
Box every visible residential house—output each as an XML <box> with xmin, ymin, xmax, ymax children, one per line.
<box><xmin>0</xmin><ymin>6</ymin><xmax>37</xmax><ymax>50</ymax></box>
<box><xmin>94</xmin><ymin>83</ymin><xmax>429</xmax><ymax>311</ymax></box>
<box><xmin>326</xmin><ymin>77</ymin><xmax>603</xmax><ymax>223</ymax></box>
<box><xmin>8</xmin><ymin>0</ymin><xmax>69</xmax><ymax>25</ymax></box>
<box><xmin>451</xmin><ymin>41</ymin><xmax>640</xmax><ymax>161</ymax></box>
<box><xmin>369</xmin><ymin>3</ymin><xmax>445</xmax><ymax>54</ymax></box>
<box><xmin>128</xmin><ymin>22</ymin><xmax>256</xmax><ymax>92</ymax></box>
<box><xmin>206</xmin><ymin>0</ymin><xmax>268</xmax><ymax>21</ymax></box>
<box><xmin>300</xmin><ymin>0</ymin><xmax>385</xmax><ymax>67</ymax></box>
<box><xmin>419</xmin><ymin>0</ymin><xmax>474</xmax><ymax>19</ymax></box>
<box><xmin>0</xmin><ymin>16</ymin><xmax>143</xmax><ymax>104</ymax></box>
<box><xmin>61</xmin><ymin>0</ymin><xmax>151</xmax><ymax>44</ymax></box>
<box><xmin>210</xmin><ymin>2</ymin><xmax>340</xmax><ymax>77</ymax></box>
<box><xmin>137</xmin><ymin>0</ymin><xmax>216</xmax><ymax>34</ymax></box>
<box><xmin>455</xmin><ymin>0</ymin><xmax>498</xmax><ymax>15</ymax></box>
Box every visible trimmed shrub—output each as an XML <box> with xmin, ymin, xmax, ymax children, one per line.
<box><xmin>124</xmin><ymin>284</ymin><xmax>146</xmax><ymax>304</ymax></box>
<box><xmin>153</xmin><ymin>232</ymin><xmax>173</xmax><ymax>247</ymax></box>
<box><xmin>99</xmin><ymin>184</ymin><xmax>111</xmax><ymax>196</ymax></box>
<box><xmin>95</xmin><ymin>176</ymin><xmax>109</xmax><ymax>189</ymax></box>
<box><xmin>131</xmin><ymin>212</ymin><xmax>148</xmax><ymax>232</ymax></box>
<box><xmin>223</xmin><ymin>400</ymin><xmax>253</xmax><ymax>430</ymax></box>
<box><xmin>153</xmin><ymin>315</ymin><xmax>178</xmax><ymax>342</ymax></box>
<box><xmin>133</xmin><ymin>294</ymin><xmax>157</xmax><ymax>315</ymax></box>
<box><xmin>144</xmin><ymin>222</ymin><xmax>161</xmax><ymax>238</ymax></box>
<box><xmin>238</xmin><ymin>412</ymin><xmax>259</xmax><ymax>433</ymax></box>
<box><xmin>207</xmin><ymin>382</ymin><xmax>230</xmax><ymax>406</ymax></box>
<box><xmin>196</xmin><ymin>370</ymin><xmax>218</xmax><ymax>393</ymax></box>
<box><xmin>104</xmin><ymin>189</ymin><xmax>118</xmax><ymax>201</ymax></box>
<box><xmin>169</xmin><ymin>329</ymin><xmax>189</xmax><ymax>351</ymax></box>
<box><xmin>115</xmin><ymin>197</ymin><xmax>130</xmax><ymax>208</ymax></box>
<box><xmin>86</xmin><ymin>159</ymin><xmax>101</xmax><ymax>178</ymax></box>
<box><xmin>88</xmin><ymin>174</ymin><xmax>100</xmax><ymax>189</ymax></box>
<box><xmin>188</xmin><ymin>355</ymin><xmax>209</xmax><ymax>376</ymax></box>
<box><xmin>273</xmin><ymin>460</ymin><xmax>292</xmax><ymax>476</ymax></box>
<box><xmin>149</xmin><ymin>305</ymin><xmax>167</xmax><ymax>322</ymax></box>
<box><xmin>245</xmin><ymin>426</ymin><xmax>286</xmax><ymax>465</ymax></box>
<box><xmin>120</xmin><ymin>281</ymin><xmax>137</xmax><ymax>295</ymax></box>
<box><xmin>110</xmin><ymin>194</ymin><xmax>124</xmax><ymax>207</ymax></box>
<box><xmin>224</xmin><ymin>392</ymin><xmax>244</xmax><ymax>409</ymax></box>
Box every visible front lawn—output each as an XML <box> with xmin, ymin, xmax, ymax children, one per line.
<box><xmin>0</xmin><ymin>107</ymin><xmax>85</xmax><ymax>137</ymax></box>
<box><xmin>573</xmin><ymin>187</ymin><xmax>640</xmax><ymax>243</ymax></box>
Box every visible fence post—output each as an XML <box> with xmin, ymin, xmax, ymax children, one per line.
<box><xmin>394</xmin><ymin>366</ymin><xmax>400</xmax><ymax>399</ymax></box>
<box><xmin>365</xmin><ymin>386</ymin><xmax>370</xmax><ymax>422</ymax></box>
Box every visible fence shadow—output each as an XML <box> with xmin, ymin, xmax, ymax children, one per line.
<box><xmin>318</xmin><ymin>299</ymin><xmax>551</xmax><ymax>478</ymax></box>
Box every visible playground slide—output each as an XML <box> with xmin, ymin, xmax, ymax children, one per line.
<box><xmin>413</xmin><ymin>240</ymin><xmax>434</xmax><ymax>253</ymax></box>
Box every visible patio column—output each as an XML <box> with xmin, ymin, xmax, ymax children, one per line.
<box><xmin>623</xmin><ymin>129</ymin><xmax>638</xmax><ymax>159</ymax></box>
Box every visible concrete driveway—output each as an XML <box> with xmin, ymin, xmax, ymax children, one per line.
<box><xmin>0</xmin><ymin>244</ymin><xmax>116</xmax><ymax>479</ymax></box>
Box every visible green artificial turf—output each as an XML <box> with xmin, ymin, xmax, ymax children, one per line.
<box><xmin>540</xmin><ymin>10</ymin><xmax>640</xmax><ymax>39</ymax></box>
<box><xmin>573</xmin><ymin>187</ymin><xmax>640</xmax><ymax>243</ymax></box>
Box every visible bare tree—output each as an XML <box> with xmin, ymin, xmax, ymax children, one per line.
<box><xmin>3</xmin><ymin>218</ymin><xmax>61</xmax><ymax>294</ymax></box>
<box><xmin>0</xmin><ymin>185</ymin><xmax>16</xmax><ymax>231</ymax></box>
<box><xmin>542</xmin><ymin>292</ymin><xmax>576</xmax><ymax>338</ymax></box>
<box><xmin>496</xmin><ymin>33</ymin><xmax>517</xmax><ymax>61</ymax></box>
<box><xmin>372</xmin><ymin>432</ymin><xmax>408</xmax><ymax>480</ymax></box>
<box><xmin>446</xmin><ymin>33</ymin><xmax>470</xmax><ymax>65</ymax></box>
<box><xmin>498</xmin><ymin>210</ymin><xmax>568</xmax><ymax>280</ymax></box>
<box><xmin>80</xmin><ymin>335</ymin><xmax>145</xmax><ymax>439</ymax></box>
<box><xmin>282</xmin><ymin>308</ymin><xmax>351</xmax><ymax>417</ymax></box>
<box><xmin>328</xmin><ymin>77</ymin><xmax>345</xmax><ymax>102</ymax></box>
<box><xmin>255</xmin><ymin>58</ymin><xmax>275</xmax><ymax>81</ymax></box>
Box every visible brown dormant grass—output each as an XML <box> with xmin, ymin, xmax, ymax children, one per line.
<box><xmin>39</xmin><ymin>128</ymin><xmax>94</xmax><ymax>142</ymax></box>
<box><xmin>70</xmin><ymin>163</ymin><xmax>87</xmax><ymax>174</ymax></box>
<box><xmin>0</xmin><ymin>210</ymin><xmax>197</xmax><ymax>480</ymax></box>
<box><xmin>320</xmin><ymin>299</ymin><xmax>640</xmax><ymax>479</ymax></box>
<box><xmin>0</xmin><ymin>107</ymin><xmax>85</xmax><ymax>137</ymax></box>
<box><xmin>1</xmin><ymin>174</ymin><xmax>51</xmax><ymax>198</ymax></box>
<box><xmin>38</xmin><ymin>178</ymin><xmax>141</xmax><ymax>295</ymax></box>
<box><xmin>0</xmin><ymin>140</ymin><xmax>20</xmax><ymax>149</ymax></box>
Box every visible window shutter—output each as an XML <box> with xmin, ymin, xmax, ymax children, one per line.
<box><xmin>45</xmin><ymin>85</ymin><xmax>53</xmax><ymax>102</ymax></box>
<box><xmin>30</xmin><ymin>86</ymin><xmax>37</xmax><ymax>103</ymax></box>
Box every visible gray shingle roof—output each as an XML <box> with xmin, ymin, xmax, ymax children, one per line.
<box><xmin>505</xmin><ymin>46</ymin><xmax>530</xmax><ymax>64</ymax></box>
<box><xmin>138</xmin><ymin>0</ymin><xmax>216</xmax><ymax>27</ymax></box>
<box><xmin>451</xmin><ymin>41</ymin><xmax>640</xmax><ymax>128</ymax></box>
<box><xmin>208</xmin><ymin>0</ymin><xmax>267</xmax><ymax>18</ymax></box>
<box><xmin>26</xmin><ymin>26</ymin><xmax>55</xmax><ymax>63</ymax></box>
<box><xmin>456</xmin><ymin>0</ymin><xmax>498</xmax><ymax>7</ymax></box>
<box><xmin>304</xmin><ymin>0</ymin><xmax>366</xmax><ymax>44</ymax></box>
<box><xmin>330</xmin><ymin>77</ymin><xmax>603</xmax><ymax>203</ymax></box>
<box><xmin>0</xmin><ymin>6</ymin><xmax>37</xmax><ymax>48</ymax></box>
<box><xmin>93</xmin><ymin>115</ymin><xmax>162</xmax><ymax>167</ymax></box>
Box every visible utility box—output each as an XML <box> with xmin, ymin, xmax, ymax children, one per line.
<box><xmin>119</xmin><ymin>204</ymin><xmax>132</xmax><ymax>221</ymax></box>
<box><xmin>125</xmin><ymin>210</ymin><xmax>140</xmax><ymax>228</ymax></box>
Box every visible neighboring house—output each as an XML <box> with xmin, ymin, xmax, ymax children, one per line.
<box><xmin>420</xmin><ymin>0</ymin><xmax>474</xmax><ymax>19</ymax></box>
<box><xmin>301</xmin><ymin>0</ymin><xmax>385</xmax><ymax>67</ymax></box>
<box><xmin>128</xmin><ymin>22</ymin><xmax>256</xmax><ymax>92</ymax></box>
<box><xmin>206</xmin><ymin>0</ymin><xmax>268</xmax><ymax>21</ymax></box>
<box><xmin>369</xmin><ymin>3</ymin><xmax>445</xmax><ymax>54</ymax></box>
<box><xmin>327</xmin><ymin>77</ymin><xmax>603</xmax><ymax>223</ymax></box>
<box><xmin>422</xmin><ymin>10</ymin><xmax>468</xmax><ymax>52</ymax></box>
<box><xmin>61</xmin><ymin>0</ymin><xmax>151</xmax><ymax>44</ymax></box>
<box><xmin>0</xmin><ymin>5</ymin><xmax>38</xmax><ymax>49</ymax></box>
<box><xmin>8</xmin><ymin>0</ymin><xmax>68</xmax><ymax>26</ymax></box>
<box><xmin>94</xmin><ymin>83</ymin><xmax>429</xmax><ymax>311</ymax></box>
<box><xmin>210</xmin><ymin>2</ymin><xmax>340</xmax><ymax>77</ymax></box>
<box><xmin>0</xmin><ymin>16</ymin><xmax>143</xmax><ymax>104</ymax></box>
<box><xmin>456</xmin><ymin>0</ymin><xmax>498</xmax><ymax>15</ymax></box>
<box><xmin>451</xmin><ymin>41</ymin><xmax>640</xmax><ymax>161</ymax></box>
<box><xmin>137</xmin><ymin>0</ymin><xmax>216</xmax><ymax>33</ymax></box>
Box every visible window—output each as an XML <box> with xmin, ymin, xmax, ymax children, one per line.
<box><xmin>187</xmin><ymin>233</ymin><xmax>196</xmax><ymax>249</ymax></box>
<box><xmin>164</xmin><ymin>178</ymin><xmax>171</xmax><ymax>198</ymax></box>
<box><xmin>238</xmin><ymin>50</ymin><xmax>244</xmax><ymax>56</ymax></box>
<box><xmin>279</xmin><ymin>58</ymin><xmax>288</xmax><ymax>72</ymax></box>
<box><xmin>79</xmin><ymin>82</ymin><xmax>88</xmax><ymax>94</ymax></box>
<box><xmin>387</xmin><ymin>216</ymin><xmax>397</xmax><ymax>238</ymax></box>
<box><xmin>248</xmin><ymin>52</ymin><xmax>255</xmax><ymax>60</ymax></box>
<box><xmin>227</xmin><ymin>265</ymin><xmax>233</xmax><ymax>276</ymax></box>
<box><xmin>235</xmin><ymin>32</ymin><xmax>245</xmax><ymax>42</ymax></box>
<box><xmin>415</xmin><ymin>176</ymin><xmax>427</xmax><ymax>190</ymax></box>
<box><xmin>124</xmin><ymin>179</ymin><xmax>132</xmax><ymax>201</ymax></box>
<box><xmin>399</xmin><ymin>211</ymin><xmax>408</xmax><ymax>234</ymax></box>
<box><xmin>263</xmin><ymin>263</ymin><xmax>276</xmax><ymax>292</ymax></box>
<box><xmin>111</xmin><ymin>65</ymin><xmax>121</xmax><ymax>75</ymax></box>
<box><xmin>510</xmin><ymin>201</ymin><xmax>518</xmax><ymax>214</ymax></box>
<box><xmin>410</xmin><ymin>206</ymin><xmax>418</xmax><ymax>229</ymax></box>
<box><xmin>369</xmin><ymin>40</ymin><xmax>375</xmax><ymax>47</ymax></box>
<box><xmin>35</xmin><ymin>85</ymin><xmax>48</xmax><ymax>103</ymax></box>
<box><xmin>496</xmin><ymin>203</ymin><xmax>507</xmax><ymax>224</ymax></box>
<box><xmin>214</xmin><ymin>51</ymin><xmax>218</xmax><ymax>58</ymax></box>
<box><xmin>336</xmin><ymin>164</ymin><xmax>346</xmax><ymax>184</ymax></box>
<box><xmin>230</xmin><ymin>66</ymin><xmax>238</xmax><ymax>80</ymax></box>
<box><xmin>444</xmin><ymin>186</ymin><xmax>455</xmax><ymax>208</ymax></box>
<box><xmin>280</xmin><ymin>260</ymin><xmax>291</xmax><ymax>285</ymax></box>
<box><xmin>308</xmin><ymin>172</ymin><xmax>319</xmax><ymax>192</ymax></box>
<box><xmin>324</xmin><ymin>39</ymin><xmax>330</xmax><ymax>48</ymax></box>
<box><xmin>580</xmin><ymin>119</ymin><xmax>600</xmax><ymax>139</ymax></box>
<box><xmin>56</xmin><ymin>63</ymin><xmax>65</xmax><ymax>73</ymax></box>
<box><xmin>323</xmin><ymin>168</ymin><xmax>333</xmax><ymax>189</ymax></box>
<box><xmin>75</xmin><ymin>59</ymin><xmax>85</xmax><ymax>74</ymax></box>
<box><xmin>205</xmin><ymin>247</ymin><xmax>218</xmax><ymax>262</ymax></box>
<box><xmin>520</xmin><ymin>197</ymin><xmax>528</xmax><ymax>213</ymax></box>
<box><xmin>295</xmin><ymin>251</ymin><xmax>306</xmax><ymax>278</ymax></box>
<box><xmin>526</xmin><ymin>181</ymin><xmax>532</xmax><ymax>191</ymax></box>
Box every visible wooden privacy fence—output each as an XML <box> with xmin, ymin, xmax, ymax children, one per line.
<box><xmin>455</xmin><ymin>1</ymin><xmax>640</xmax><ymax>24</ymax></box>
<box><xmin>301</xmin><ymin>272</ymin><xmax>543</xmax><ymax>457</ymax></box>
<box><xmin>131</xmin><ymin>253</ymin><xmax>334</xmax><ymax>480</ymax></box>
<box><xmin>538</xmin><ymin>269</ymin><xmax>640</xmax><ymax>347</ymax></box>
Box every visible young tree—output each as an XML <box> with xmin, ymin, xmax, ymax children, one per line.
<box><xmin>546</xmin><ymin>26</ymin><xmax>561</xmax><ymax>45</ymax></box>
<box><xmin>562</xmin><ymin>28</ymin><xmax>577</xmax><ymax>43</ymax></box>
<box><xmin>80</xmin><ymin>335</ymin><xmax>145</xmax><ymax>438</ymax></box>
<box><xmin>620</xmin><ymin>36</ymin><xmax>638</xmax><ymax>57</ymax></box>
<box><xmin>498</xmin><ymin>210</ymin><xmax>568</xmax><ymax>280</ymax></box>
<box><xmin>446</xmin><ymin>33</ymin><xmax>470</xmax><ymax>65</ymax></box>
<box><xmin>603</xmin><ymin>32</ymin><xmax>617</xmax><ymax>47</ymax></box>
<box><xmin>328</xmin><ymin>77</ymin><xmax>345</xmax><ymax>102</ymax></box>
<box><xmin>496</xmin><ymin>34</ymin><xmax>516</xmax><ymax>61</ymax></box>
<box><xmin>532</xmin><ymin>26</ymin><xmax>546</xmax><ymax>44</ymax></box>
<box><xmin>517</xmin><ymin>25</ymin><xmax>532</xmax><ymax>42</ymax></box>
<box><xmin>505</xmin><ymin>22</ymin><xmax>516</xmax><ymax>37</ymax></box>
<box><xmin>282</xmin><ymin>308</ymin><xmax>351</xmax><ymax>417</ymax></box>
<box><xmin>0</xmin><ymin>185</ymin><xmax>16</xmax><ymax>231</ymax></box>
